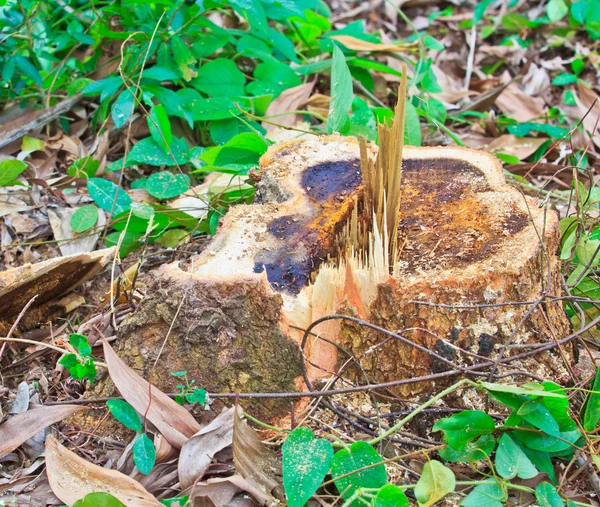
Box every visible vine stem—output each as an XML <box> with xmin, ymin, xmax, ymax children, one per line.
<box><xmin>369</xmin><ymin>378</ymin><xmax>477</xmax><ymax>445</ymax></box>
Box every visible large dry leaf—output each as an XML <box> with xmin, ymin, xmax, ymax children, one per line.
<box><xmin>101</xmin><ymin>336</ymin><xmax>201</xmax><ymax>448</ymax></box>
<box><xmin>574</xmin><ymin>82</ymin><xmax>600</xmax><ymax>148</ymax></box>
<box><xmin>0</xmin><ymin>405</ymin><xmax>84</xmax><ymax>459</ymax></box>
<box><xmin>329</xmin><ymin>35</ymin><xmax>413</xmax><ymax>53</ymax></box>
<box><xmin>190</xmin><ymin>475</ymin><xmax>272</xmax><ymax>506</ymax></box>
<box><xmin>495</xmin><ymin>82</ymin><xmax>546</xmax><ymax>122</ymax></box>
<box><xmin>232</xmin><ymin>407</ymin><xmax>283</xmax><ymax>501</ymax></box>
<box><xmin>45</xmin><ymin>436</ymin><xmax>161</xmax><ymax>507</ymax></box>
<box><xmin>179</xmin><ymin>406</ymin><xmax>235</xmax><ymax>489</ymax></box>
<box><xmin>487</xmin><ymin>135</ymin><xmax>547</xmax><ymax>161</ymax></box>
<box><xmin>263</xmin><ymin>82</ymin><xmax>315</xmax><ymax>131</ymax></box>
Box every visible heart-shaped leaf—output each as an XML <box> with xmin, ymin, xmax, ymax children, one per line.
<box><xmin>331</xmin><ymin>441</ymin><xmax>386</xmax><ymax>504</ymax></box>
<box><xmin>282</xmin><ymin>427</ymin><xmax>333</xmax><ymax>507</ymax></box>
<box><xmin>461</xmin><ymin>480</ymin><xmax>505</xmax><ymax>507</ymax></box>
<box><xmin>146</xmin><ymin>171</ymin><xmax>190</xmax><ymax>200</ymax></box>
<box><xmin>414</xmin><ymin>460</ymin><xmax>455</xmax><ymax>507</ymax></box>
<box><xmin>71</xmin><ymin>205</ymin><xmax>99</xmax><ymax>233</ymax></box>
<box><xmin>496</xmin><ymin>434</ymin><xmax>538</xmax><ymax>480</ymax></box>
<box><xmin>373</xmin><ymin>484</ymin><xmax>409</xmax><ymax>507</ymax></box>
<box><xmin>87</xmin><ymin>178</ymin><xmax>132</xmax><ymax>216</ymax></box>
<box><xmin>433</xmin><ymin>410</ymin><xmax>495</xmax><ymax>451</ymax></box>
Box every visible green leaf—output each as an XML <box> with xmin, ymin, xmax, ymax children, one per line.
<box><xmin>327</xmin><ymin>45</ymin><xmax>353</xmax><ymax>134</ymax></box>
<box><xmin>460</xmin><ymin>480</ymin><xmax>505</xmax><ymax>507</ymax></box>
<box><xmin>69</xmin><ymin>334</ymin><xmax>92</xmax><ymax>357</ymax></box>
<box><xmin>414</xmin><ymin>460</ymin><xmax>455</xmax><ymax>507</ymax></box>
<box><xmin>146</xmin><ymin>171</ymin><xmax>190</xmax><ymax>200</ymax></box>
<box><xmin>423</xmin><ymin>35</ymin><xmax>444</xmax><ymax>51</ymax></box>
<box><xmin>82</xmin><ymin>76</ymin><xmax>122</xmax><ymax>102</ymax></box>
<box><xmin>128</xmin><ymin>137</ymin><xmax>191</xmax><ymax>167</ymax></box>
<box><xmin>535</xmin><ymin>482</ymin><xmax>566</xmax><ymax>507</ymax></box>
<box><xmin>60</xmin><ymin>355</ymin><xmax>96</xmax><ymax>383</ymax></box>
<box><xmin>185</xmin><ymin>388</ymin><xmax>207</xmax><ymax>406</ymax></box>
<box><xmin>517</xmin><ymin>399</ymin><xmax>560</xmax><ymax>436</ymax></box>
<box><xmin>104</xmin><ymin>230</ymin><xmax>144</xmax><ymax>257</ymax></box>
<box><xmin>133</xmin><ymin>433</ymin><xmax>156</xmax><ymax>475</ymax></box>
<box><xmin>67</xmin><ymin>157</ymin><xmax>100</xmax><ymax>178</ymax></box>
<box><xmin>495</xmin><ymin>434</ymin><xmax>538</xmax><ymax>479</ymax></box>
<box><xmin>432</xmin><ymin>410</ymin><xmax>495</xmax><ymax>451</ymax></box>
<box><xmin>480</xmin><ymin>382</ymin><xmax>567</xmax><ymax>399</ymax></box>
<box><xmin>73</xmin><ymin>492</ymin><xmax>127</xmax><ymax>507</ymax></box>
<box><xmin>584</xmin><ymin>366</ymin><xmax>600</xmax><ymax>431</ymax></box>
<box><xmin>21</xmin><ymin>136</ymin><xmax>44</xmax><ymax>153</ymax></box>
<box><xmin>192</xmin><ymin>59</ymin><xmax>246</xmax><ymax>97</ymax></box>
<box><xmin>87</xmin><ymin>178</ymin><xmax>132</xmax><ymax>216</ymax></box>
<box><xmin>552</xmin><ymin>73</ymin><xmax>578</xmax><ymax>86</ymax></box>
<box><xmin>282</xmin><ymin>427</ymin><xmax>334</xmax><ymax>507</ymax></box>
<box><xmin>142</xmin><ymin>66</ymin><xmax>180</xmax><ymax>81</ymax></box>
<box><xmin>59</xmin><ymin>354</ymin><xmax>79</xmax><ymax>370</ymax></box>
<box><xmin>547</xmin><ymin>0</ymin><xmax>569</xmax><ymax>21</ymax></box>
<box><xmin>112</xmin><ymin>90</ymin><xmax>136</xmax><ymax>129</ymax></box>
<box><xmin>148</xmin><ymin>105</ymin><xmax>172</xmax><ymax>151</ymax></box>
<box><xmin>200</xmin><ymin>132</ymin><xmax>268</xmax><ymax>168</ymax></box>
<box><xmin>474</xmin><ymin>0</ymin><xmax>494</xmax><ymax>23</ymax></box>
<box><xmin>373</xmin><ymin>484</ymin><xmax>409</xmax><ymax>507</ymax></box>
<box><xmin>71</xmin><ymin>204</ymin><xmax>99</xmax><ymax>233</ymax></box>
<box><xmin>106</xmin><ymin>399</ymin><xmax>142</xmax><ymax>431</ymax></box>
<box><xmin>14</xmin><ymin>56</ymin><xmax>42</xmax><ymax>87</ymax></box>
<box><xmin>246</xmin><ymin>61</ymin><xmax>301</xmax><ymax>98</ymax></box>
<box><xmin>171</xmin><ymin>35</ymin><xmax>197</xmax><ymax>81</ymax></box>
<box><xmin>160</xmin><ymin>497</ymin><xmax>189</xmax><ymax>507</ymax></box>
<box><xmin>156</xmin><ymin>229</ymin><xmax>190</xmax><ymax>247</ymax></box>
<box><xmin>0</xmin><ymin>159</ymin><xmax>27</xmax><ymax>186</ymax></box>
<box><xmin>331</xmin><ymin>441</ymin><xmax>386</xmax><ymax>503</ymax></box>
<box><xmin>404</xmin><ymin>101</ymin><xmax>421</xmax><ymax>146</ymax></box>
<box><xmin>131</xmin><ymin>202</ymin><xmax>155</xmax><ymax>220</ymax></box>
<box><xmin>439</xmin><ymin>435</ymin><xmax>496</xmax><ymax>463</ymax></box>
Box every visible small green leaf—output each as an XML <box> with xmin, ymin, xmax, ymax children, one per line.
<box><xmin>106</xmin><ymin>399</ymin><xmax>142</xmax><ymax>431</ymax></box>
<box><xmin>185</xmin><ymin>388</ymin><xmax>207</xmax><ymax>406</ymax></box>
<box><xmin>547</xmin><ymin>0</ymin><xmax>569</xmax><ymax>21</ymax></box>
<box><xmin>423</xmin><ymin>35</ymin><xmax>444</xmax><ymax>51</ymax></box>
<box><xmin>331</xmin><ymin>441</ymin><xmax>386</xmax><ymax>503</ymax></box>
<box><xmin>583</xmin><ymin>366</ymin><xmax>600</xmax><ymax>431</ymax></box>
<box><xmin>71</xmin><ymin>205</ymin><xmax>99</xmax><ymax>233</ymax></box>
<box><xmin>535</xmin><ymin>482</ymin><xmax>566</xmax><ymax>507</ymax></box>
<box><xmin>133</xmin><ymin>433</ymin><xmax>156</xmax><ymax>475</ymax></box>
<box><xmin>414</xmin><ymin>460</ymin><xmax>455</xmax><ymax>507</ymax></box>
<box><xmin>156</xmin><ymin>229</ymin><xmax>190</xmax><ymax>248</ymax></box>
<box><xmin>439</xmin><ymin>435</ymin><xmax>496</xmax><ymax>462</ymax></box>
<box><xmin>59</xmin><ymin>354</ymin><xmax>79</xmax><ymax>370</ymax></box>
<box><xmin>461</xmin><ymin>480</ymin><xmax>505</xmax><ymax>507</ymax></box>
<box><xmin>282</xmin><ymin>427</ymin><xmax>334</xmax><ymax>507</ymax></box>
<box><xmin>21</xmin><ymin>136</ymin><xmax>44</xmax><ymax>153</ymax></box>
<box><xmin>160</xmin><ymin>497</ymin><xmax>189</xmax><ymax>507</ymax></box>
<box><xmin>327</xmin><ymin>45</ymin><xmax>353</xmax><ymax>134</ymax></box>
<box><xmin>552</xmin><ymin>73</ymin><xmax>578</xmax><ymax>86</ymax></box>
<box><xmin>0</xmin><ymin>159</ymin><xmax>27</xmax><ymax>186</ymax></box>
<box><xmin>69</xmin><ymin>334</ymin><xmax>92</xmax><ymax>357</ymax></box>
<box><xmin>148</xmin><ymin>105</ymin><xmax>172</xmax><ymax>150</ymax></box>
<box><xmin>73</xmin><ymin>492</ymin><xmax>127</xmax><ymax>507</ymax></box>
<box><xmin>67</xmin><ymin>157</ymin><xmax>100</xmax><ymax>178</ymax></box>
<box><xmin>517</xmin><ymin>399</ymin><xmax>559</xmax><ymax>436</ymax></box>
<box><xmin>432</xmin><ymin>410</ymin><xmax>495</xmax><ymax>451</ymax></box>
<box><xmin>404</xmin><ymin>101</ymin><xmax>421</xmax><ymax>146</ymax></box>
<box><xmin>373</xmin><ymin>484</ymin><xmax>409</xmax><ymax>507</ymax></box>
<box><xmin>127</xmin><ymin>137</ymin><xmax>191</xmax><ymax>167</ymax></box>
<box><xmin>146</xmin><ymin>171</ymin><xmax>190</xmax><ymax>200</ymax></box>
<box><xmin>104</xmin><ymin>230</ymin><xmax>144</xmax><ymax>257</ymax></box>
<box><xmin>87</xmin><ymin>178</ymin><xmax>132</xmax><ymax>216</ymax></box>
<box><xmin>131</xmin><ymin>202</ymin><xmax>155</xmax><ymax>220</ymax></box>
<box><xmin>495</xmin><ymin>434</ymin><xmax>538</xmax><ymax>479</ymax></box>
<box><xmin>14</xmin><ymin>55</ymin><xmax>42</xmax><ymax>87</ymax></box>
<box><xmin>112</xmin><ymin>89</ymin><xmax>136</xmax><ymax>129</ymax></box>
<box><xmin>192</xmin><ymin>59</ymin><xmax>246</xmax><ymax>97</ymax></box>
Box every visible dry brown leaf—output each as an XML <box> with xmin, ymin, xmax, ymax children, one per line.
<box><xmin>179</xmin><ymin>406</ymin><xmax>235</xmax><ymax>489</ymax></box>
<box><xmin>45</xmin><ymin>435</ymin><xmax>161</xmax><ymax>507</ymax></box>
<box><xmin>574</xmin><ymin>82</ymin><xmax>600</xmax><ymax>148</ymax></box>
<box><xmin>263</xmin><ymin>82</ymin><xmax>315</xmax><ymax>131</ymax></box>
<box><xmin>487</xmin><ymin>135</ymin><xmax>548</xmax><ymax>161</ymax></box>
<box><xmin>101</xmin><ymin>336</ymin><xmax>202</xmax><ymax>448</ymax></box>
<box><xmin>329</xmin><ymin>35</ymin><xmax>413</xmax><ymax>53</ymax></box>
<box><xmin>189</xmin><ymin>475</ymin><xmax>272</xmax><ymax>506</ymax></box>
<box><xmin>232</xmin><ymin>407</ymin><xmax>283</xmax><ymax>501</ymax></box>
<box><xmin>0</xmin><ymin>405</ymin><xmax>84</xmax><ymax>459</ymax></box>
<box><xmin>495</xmin><ymin>82</ymin><xmax>546</xmax><ymax>122</ymax></box>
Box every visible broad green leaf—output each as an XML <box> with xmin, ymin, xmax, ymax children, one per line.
<box><xmin>160</xmin><ymin>497</ymin><xmax>189</xmax><ymax>507</ymax></box>
<box><xmin>0</xmin><ymin>159</ymin><xmax>27</xmax><ymax>186</ymax></box>
<box><xmin>71</xmin><ymin>205</ymin><xmax>99</xmax><ymax>233</ymax></box>
<box><xmin>414</xmin><ymin>460</ymin><xmax>455</xmax><ymax>507</ymax></box>
<box><xmin>535</xmin><ymin>482</ymin><xmax>566</xmax><ymax>507</ymax></box>
<box><xmin>327</xmin><ymin>45</ymin><xmax>353</xmax><ymax>134</ymax></box>
<box><xmin>21</xmin><ymin>136</ymin><xmax>44</xmax><ymax>153</ymax></box>
<box><xmin>513</xmin><ymin>426</ymin><xmax>581</xmax><ymax>453</ymax></box>
<box><xmin>73</xmin><ymin>492</ymin><xmax>127</xmax><ymax>507</ymax></box>
<box><xmin>106</xmin><ymin>399</ymin><xmax>142</xmax><ymax>431</ymax></box>
<box><xmin>282</xmin><ymin>427</ymin><xmax>334</xmax><ymax>507</ymax></box>
<box><xmin>438</xmin><ymin>435</ymin><xmax>496</xmax><ymax>463</ymax></box>
<box><xmin>331</xmin><ymin>441</ymin><xmax>386</xmax><ymax>503</ymax></box>
<box><xmin>583</xmin><ymin>366</ymin><xmax>600</xmax><ymax>431</ymax></box>
<box><xmin>192</xmin><ymin>32</ymin><xmax>230</xmax><ymax>58</ymax></box>
<box><xmin>112</xmin><ymin>90</ymin><xmax>136</xmax><ymax>129</ymax></box>
<box><xmin>156</xmin><ymin>229</ymin><xmax>190</xmax><ymax>247</ymax></box>
<box><xmin>552</xmin><ymin>73</ymin><xmax>577</xmax><ymax>86</ymax></box>
<box><xmin>148</xmin><ymin>105</ymin><xmax>172</xmax><ymax>150</ymax></box>
<box><xmin>171</xmin><ymin>35</ymin><xmax>197</xmax><ymax>81</ymax></box>
<box><xmin>474</xmin><ymin>0</ymin><xmax>494</xmax><ymax>23</ymax></box>
<box><xmin>82</xmin><ymin>76</ymin><xmax>122</xmax><ymax>102</ymax></box>
<box><xmin>423</xmin><ymin>35</ymin><xmax>444</xmax><ymax>51</ymax></box>
<box><xmin>128</xmin><ymin>137</ymin><xmax>191</xmax><ymax>167</ymax></box>
<box><xmin>133</xmin><ymin>433</ymin><xmax>156</xmax><ymax>475</ymax></box>
<box><xmin>518</xmin><ymin>399</ymin><xmax>560</xmax><ymax>436</ymax></box>
<box><xmin>67</xmin><ymin>157</ymin><xmax>100</xmax><ymax>178</ymax></box>
<box><xmin>190</xmin><ymin>96</ymin><xmax>245</xmax><ymax>121</ymax></box>
<box><xmin>104</xmin><ymin>230</ymin><xmax>144</xmax><ymax>256</ymax></box>
<box><xmin>146</xmin><ymin>171</ymin><xmax>190</xmax><ymax>200</ymax></box>
<box><xmin>131</xmin><ymin>202</ymin><xmax>155</xmax><ymax>220</ymax></box>
<box><xmin>192</xmin><ymin>59</ymin><xmax>246</xmax><ymax>97</ymax></box>
<box><xmin>69</xmin><ymin>334</ymin><xmax>91</xmax><ymax>357</ymax></box>
<box><xmin>432</xmin><ymin>410</ymin><xmax>495</xmax><ymax>450</ymax></box>
<box><xmin>522</xmin><ymin>447</ymin><xmax>557</xmax><ymax>483</ymax></box>
<box><xmin>461</xmin><ymin>480</ymin><xmax>505</xmax><ymax>507</ymax></box>
<box><xmin>495</xmin><ymin>434</ymin><xmax>538</xmax><ymax>479</ymax></box>
<box><xmin>142</xmin><ymin>66</ymin><xmax>179</xmax><ymax>81</ymax></box>
<box><xmin>373</xmin><ymin>484</ymin><xmax>409</xmax><ymax>507</ymax></box>
<box><xmin>200</xmin><ymin>132</ymin><xmax>268</xmax><ymax>168</ymax></box>
<box><xmin>404</xmin><ymin>101</ymin><xmax>421</xmax><ymax>146</ymax></box>
<box><xmin>246</xmin><ymin>61</ymin><xmax>301</xmax><ymax>98</ymax></box>
<box><xmin>547</xmin><ymin>0</ymin><xmax>569</xmax><ymax>21</ymax></box>
<box><xmin>14</xmin><ymin>56</ymin><xmax>42</xmax><ymax>87</ymax></box>
<box><xmin>480</xmin><ymin>382</ymin><xmax>567</xmax><ymax>399</ymax></box>
<box><xmin>87</xmin><ymin>178</ymin><xmax>132</xmax><ymax>216</ymax></box>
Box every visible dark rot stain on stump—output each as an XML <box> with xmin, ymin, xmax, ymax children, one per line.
<box><xmin>301</xmin><ymin>158</ymin><xmax>361</xmax><ymax>202</ymax></box>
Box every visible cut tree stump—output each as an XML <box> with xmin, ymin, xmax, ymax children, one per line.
<box><xmin>104</xmin><ymin>134</ymin><xmax>570</xmax><ymax>410</ymax></box>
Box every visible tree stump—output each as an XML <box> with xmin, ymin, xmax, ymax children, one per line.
<box><xmin>107</xmin><ymin>135</ymin><xmax>570</xmax><ymax>410</ymax></box>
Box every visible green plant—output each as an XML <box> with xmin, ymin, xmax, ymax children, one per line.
<box><xmin>58</xmin><ymin>333</ymin><xmax>97</xmax><ymax>383</ymax></box>
<box><xmin>170</xmin><ymin>371</ymin><xmax>207</xmax><ymax>407</ymax></box>
<box><xmin>106</xmin><ymin>399</ymin><xmax>156</xmax><ymax>475</ymax></box>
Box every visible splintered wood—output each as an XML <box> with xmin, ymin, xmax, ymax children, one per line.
<box><xmin>108</xmin><ymin>90</ymin><xmax>570</xmax><ymax>406</ymax></box>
